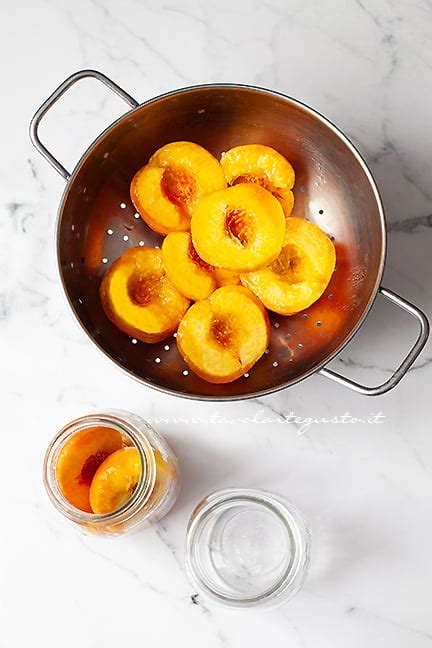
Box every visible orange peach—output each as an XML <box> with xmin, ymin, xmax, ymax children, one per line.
<box><xmin>56</xmin><ymin>427</ymin><xmax>124</xmax><ymax>512</ymax></box>
<box><xmin>131</xmin><ymin>141</ymin><xmax>226</xmax><ymax>235</ymax></box>
<box><xmin>191</xmin><ymin>184</ymin><xmax>285</xmax><ymax>272</ymax></box>
<box><xmin>100</xmin><ymin>247</ymin><xmax>190</xmax><ymax>343</ymax></box>
<box><xmin>241</xmin><ymin>217</ymin><xmax>336</xmax><ymax>315</ymax></box>
<box><xmin>221</xmin><ymin>144</ymin><xmax>295</xmax><ymax>216</ymax></box>
<box><xmin>177</xmin><ymin>286</ymin><xmax>270</xmax><ymax>383</ymax></box>
<box><xmin>162</xmin><ymin>231</ymin><xmax>216</xmax><ymax>301</ymax></box>
<box><xmin>89</xmin><ymin>447</ymin><xmax>142</xmax><ymax>515</ymax></box>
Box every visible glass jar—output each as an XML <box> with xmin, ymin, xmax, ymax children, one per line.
<box><xmin>43</xmin><ymin>410</ymin><xmax>179</xmax><ymax>535</ymax></box>
<box><xmin>185</xmin><ymin>488</ymin><xmax>311</xmax><ymax>608</ymax></box>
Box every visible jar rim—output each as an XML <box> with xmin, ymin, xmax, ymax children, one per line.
<box><xmin>43</xmin><ymin>412</ymin><xmax>156</xmax><ymax>524</ymax></box>
<box><xmin>185</xmin><ymin>488</ymin><xmax>311</xmax><ymax>608</ymax></box>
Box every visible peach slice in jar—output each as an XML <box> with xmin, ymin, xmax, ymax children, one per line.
<box><xmin>241</xmin><ymin>217</ymin><xmax>336</xmax><ymax>315</ymax></box>
<box><xmin>177</xmin><ymin>285</ymin><xmax>270</xmax><ymax>383</ymax></box>
<box><xmin>221</xmin><ymin>144</ymin><xmax>295</xmax><ymax>216</ymax></box>
<box><xmin>131</xmin><ymin>141</ymin><xmax>226</xmax><ymax>235</ymax></box>
<box><xmin>162</xmin><ymin>231</ymin><xmax>217</xmax><ymax>301</ymax></box>
<box><xmin>191</xmin><ymin>184</ymin><xmax>286</xmax><ymax>272</ymax></box>
<box><xmin>89</xmin><ymin>447</ymin><xmax>142</xmax><ymax>515</ymax></box>
<box><xmin>100</xmin><ymin>247</ymin><xmax>190</xmax><ymax>343</ymax></box>
<box><xmin>89</xmin><ymin>446</ymin><xmax>176</xmax><ymax>515</ymax></box>
<box><xmin>56</xmin><ymin>427</ymin><xmax>124</xmax><ymax>513</ymax></box>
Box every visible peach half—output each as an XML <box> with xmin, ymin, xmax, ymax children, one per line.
<box><xmin>56</xmin><ymin>426</ymin><xmax>124</xmax><ymax>513</ymax></box>
<box><xmin>131</xmin><ymin>141</ymin><xmax>226</xmax><ymax>235</ymax></box>
<box><xmin>241</xmin><ymin>217</ymin><xmax>336</xmax><ymax>315</ymax></box>
<box><xmin>191</xmin><ymin>183</ymin><xmax>286</xmax><ymax>272</ymax></box>
<box><xmin>177</xmin><ymin>286</ymin><xmax>270</xmax><ymax>383</ymax></box>
<box><xmin>162</xmin><ymin>231</ymin><xmax>217</xmax><ymax>301</ymax></box>
<box><xmin>100</xmin><ymin>247</ymin><xmax>190</xmax><ymax>343</ymax></box>
<box><xmin>89</xmin><ymin>447</ymin><xmax>142</xmax><ymax>515</ymax></box>
<box><xmin>221</xmin><ymin>144</ymin><xmax>295</xmax><ymax>216</ymax></box>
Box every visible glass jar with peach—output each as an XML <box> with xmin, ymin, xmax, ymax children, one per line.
<box><xmin>43</xmin><ymin>410</ymin><xmax>179</xmax><ymax>536</ymax></box>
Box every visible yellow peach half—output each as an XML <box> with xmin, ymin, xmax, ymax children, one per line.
<box><xmin>162</xmin><ymin>231</ymin><xmax>217</xmax><ymax>301</ymax></box>
<box><xmin>56</xmin><ymin>426</ymin><xmax>124</xmax><ymax>513</ymax></box>
<box><xmin>191</xmin><ymin>184</ymin><xmax>286</xmax><ymax>272</ymax></box>
<box><xmin>89</xmin><ymin>447</ymin><xmax>142</xmax><ymax>515</ymax></box>
<box><xmin>131</xmin><ymin>141</ymin><xmax>226</xmax><ymax>235</ymax></box>
<box><xmin>100</xmin><ymin>247</ymin><xmax>190</xmax><ymax>343</ymax></box>
<box><xmin>241</xmin><ymin>217</ymin><xmax>336</xmax><ymax>315</ymax></box>
<box><xmin>177</xmin><ymin>285</ymin><xmax>270</xmax><ymax>383</ymax></box>
<box><xmin>221</xmin><ymin>144</ymin><xmax>295</xmax><ymax>216</ymax></box>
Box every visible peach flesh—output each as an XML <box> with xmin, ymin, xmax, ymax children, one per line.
<box><xmin>225</xmin><ymin>208</ymin><xmax>255</xmax><ymax>247</ymax></box>
<box><xmin>161</xmin><ymin>167</ymin><xmax>197</xmax><ymax>208</ymax></box>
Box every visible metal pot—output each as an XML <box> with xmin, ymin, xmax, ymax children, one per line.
<box><xmin>30</xmin><ymin>70</ymin><xmax>429</xmax><ymax>400</ymax></box>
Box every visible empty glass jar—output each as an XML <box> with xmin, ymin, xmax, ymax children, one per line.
<box><xmin>185</xmin><ymin>488</ymin><xmax>311</xmax><ymax>608</ymax></box>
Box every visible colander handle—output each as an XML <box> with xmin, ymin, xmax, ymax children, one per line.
<box><xmin>320</xmin><ymin>287</ymin><xmax>429</xmax><ymax>395</ymax></box>
<box><xmin>29</xmin><ymin>69</ymin><xmax>139</xmax><ymax>181</ymax></box>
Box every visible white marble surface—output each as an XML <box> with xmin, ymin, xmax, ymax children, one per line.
<box><xmin>2</xmin><ymin>1</ymin><xmax>432</xmax><ymax>646</ymax></box>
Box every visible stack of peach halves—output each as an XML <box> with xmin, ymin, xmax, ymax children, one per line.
<box><xmin>100</xmin><ymin>142</ymin><xmax>336</xmax><ymax>383</ymax></box>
